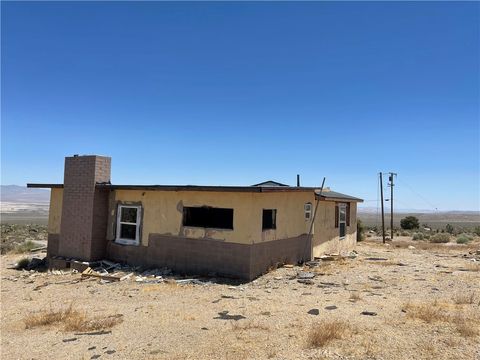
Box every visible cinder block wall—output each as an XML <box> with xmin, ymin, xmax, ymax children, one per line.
<box><xmin>58</xmin><ymin>155</ymin><xmax>111</xmax><ymax>261</ymax></box>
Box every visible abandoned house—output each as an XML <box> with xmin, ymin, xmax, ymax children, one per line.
<box><xmin>28</xmin><ymin>155</ymin><xmax>363</xmax><ymax>280</ymax></box>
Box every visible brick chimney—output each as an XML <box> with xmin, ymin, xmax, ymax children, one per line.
<box><xmin>59</xmin><ymin>155</ymin><xmax>111</xmax><ymax>261</ymax></box>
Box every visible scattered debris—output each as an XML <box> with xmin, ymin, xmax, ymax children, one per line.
<box><xmin>365</xmin><ymin>257</ymin><xmax>389</xmax><ymax>261</ymax></box>
<box><xmin>62</xmin><ymin>337</ymin><xmax>78</xmax><ymax>342</ymax></box>
<box><xmin>81</xmin><ymin>267</ymin><xmax>121</xmax><ymax>282</ymax></box>
<box><xmin>325</xmin><ymin>305</ymin><xmax>337</xmax><ymax>310</ymax></box>
<box><xmin>308</xmin><ymin>309</ymin><xmax>320</xmax><ymax>315</ymax></box>
<box><xmin>305</xmin><ymin>261</ymin><xmax>321</xmax><ymax>267</ymax></box>
<box><xmin>297</xmin><ymin>271</ymin><xmax>315</xmax><ymax>279</ymax></box>
<box><xmin>298</xmin><ymin>279</ymin><xmax>314</xmax><ymax>285</ymax></box>
<box><xmin>214</xmin><ymin>311</ymin><xmax>246</xmax><ymax>321</ymax></box>
<box><xmin>361</xmin><ymin>311</ymin><xmax>377</xmax><ymax>316</ymax></box>
<box><xmin>176</xmin><ymin>279</ymin><xmax>211</xmax><ymax>286</ymax></box>
<box><xmin>74</xmin><ymin>330</ymin><xmax>112</xmax><ymax>336</ymax></box>
<box><xmin>408</xmin><ymin>246</ymin><xmax>416</xmax><ymax>250</ymax></box>
<box><xmin>368</xmin><ymin>275</ymin><xmax>384</xmax><ymax>282</ymax></box>
<box><xmin>283</xmin><ymin>264</ymin><xmax>294</xmax><ymax>268</ymax></box>
<box><xmin>318</xmin><ymin>282</ymin><xmax>341</xmax><ymax>288</ymax></box>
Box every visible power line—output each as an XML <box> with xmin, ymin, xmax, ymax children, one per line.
<box><xmin>397</xmin><ymin>177</ymin><xmax>439</xmax><ymax>211</ymax></box>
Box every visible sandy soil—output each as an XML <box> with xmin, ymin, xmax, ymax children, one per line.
<box><xmin>1</xmin><ymin>238</ymin><xmax>479</xmax><ymax>360</ymax></box>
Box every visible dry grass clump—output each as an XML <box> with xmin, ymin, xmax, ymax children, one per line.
<box><xmin>454</xmin><ymin>317</ymin><xmax>479</xmax><ymax>337</ymax></box>
<box><xmin>403</xmin><ymin>301</ymin><xmax>448</xmax><ymax>323</ymax></box>
<box><xmin>24</xmin><ymin>304</ymin><xmax>123</xmax><ymax>332</ymax></box>
<box><xmin>12</xmin><ymin>240</ymin><xmax>37</xmax><ymax>254</ymax></box>
<box><xmin>231</xmin><ymin>321</ymin><xmax>270</xmax><ymax>331</ymax></box>
<box><xmin>307</xmin><ymin>319</ymin><xmax>350</xmax><ymax>348</ymax></box>
<box><xmin>453</xmin><ymin>292</ymin><xmax>476</xmax><ymax>305</ymax></box>
<box><xmin>403</xmin><ymin>300</ymin><xmax>479</xmax><ymax>338</ymax></box>
<box><xmin>349</xmin><ymin>292</ymin><xmax>361</xmax><ymax>302</ymax></box>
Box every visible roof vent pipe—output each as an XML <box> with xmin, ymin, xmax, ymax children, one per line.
<box><xmin>297</xmin><ymin>174</ymin><xmax>300</xmax><ymax>187</ymax></box>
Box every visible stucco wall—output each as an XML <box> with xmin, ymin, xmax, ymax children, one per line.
<box><xmin>312</xmin><ymin>201</ymin><xmax>357</xmax><ymax>257</ymax></box>
<box><xmin>107</xmin><ymin>190</ymin><xmax>315</xmax><ymax>246</ymax></box>
<box><xmin>48</xmin><ymin>188</ymin><xmax>63</xmax><ymax>234</ymax></box>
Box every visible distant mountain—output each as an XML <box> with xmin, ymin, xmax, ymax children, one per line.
<box><xmin>0</xmin><ymin>185</ymin><xmax>50</xmax><ymax>203</ymax></box>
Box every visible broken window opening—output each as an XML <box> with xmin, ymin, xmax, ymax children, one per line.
<box><xmin>262</xmin><ymin>209</ymin><xmax>277</xmax><ymax>231</ymax></box>
<box><xmin>183</xmin><ymin>206</ymin><xmax>234</xmax><ymax>230</ymax></box>
<box><xmin>116</xmin><ymin>205</ymin><xmax>141</xmax><ymax>245</ymax></box>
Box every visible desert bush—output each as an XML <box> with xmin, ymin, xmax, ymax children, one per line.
<box><xmin>456</xmin><ymin>234</ymin><xmax>472</xmax><ymax>244</ymax></box>
<box><xmin>453</xmin><ymin>292</ymin><xmax>476</xmax><ymax>305</ymax></box>
<box><xmin>412</xmin><ymin>233</ymin><xmax>424</xmax><ymax>241</ymax></box>
<box><xmin>455</xmin><ymin>317</ymin><xmax>479</xmax><ymax>337</ymax></box>
<box><xmin>400</xmin><ymin>216</ymin><xmax>419</xmax><ymax>230</ymax></box>
<box><xmin>24</xmin><ymin>304</ymin><xmax>123</xmax><ymax>332</ymax></box>
<box><xmin>400</xmin><ymin>231</ymin><xmax>409</xmax><ymax>236</ymax></box>
<box><xmin>445</xmin><ymin>224</ymin><xmax>454</xmax><ymax>234</ymax></box>
<box><xmin>473</xmin><ymin>226</ymin><xmax>480</xmax><ymax>237</ymax></box>
<box><xmin>13</xmin><ymin>240</ymin><xmax>37</xmax><ymax>254</ymax></box>
<box><xmin>357</xmin><ymin>220</ymin><xmax>365</xmax><ymax>242</ymax></box>
<box><xmin>307</xmin><ymin>320</ymin><xmax>349</xmax><ymax>348</ymax></box>
<box><xmin>430</xmin><ymin>233</ymin><xmax>450</xmax><ymax>243</ymax></box>
<box><xmin>423</xmin><ymin>234</ymin><xmax>430</xmax><ymax>240</ymax></box>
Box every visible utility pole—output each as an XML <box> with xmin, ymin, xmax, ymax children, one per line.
<box><xmin>389</xmin><ymin>173</ymin><xmax>397</xmax><ymax>240</ymax></box>
<box><xmin>379</xmin><ymin>172</ymin><xmax>386</xmax><ymax>243</ymax></box>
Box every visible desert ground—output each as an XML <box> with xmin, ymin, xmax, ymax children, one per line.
<box><xmin>1</xmin><ymin>233</ymin><xmax>479</xmax><ymax>360</ymax></box>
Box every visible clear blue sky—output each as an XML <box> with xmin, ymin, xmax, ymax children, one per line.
<box><xmin>1</xmin><ymin>2</ymin><xmax>479</xmax><ymax>211</ymax></box>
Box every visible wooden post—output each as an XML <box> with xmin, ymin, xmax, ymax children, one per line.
<box><xmin>380</xmin><ymin>172</ymin><xmax>386</xmax><ymax>243</ymax></box>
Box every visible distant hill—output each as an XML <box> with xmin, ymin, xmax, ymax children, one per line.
<box><xmin>0</xmin><ymin>185</ymin><xmax>50</xmax><ymax>203</ymax></box>
<box><xmin>358</xmin><ymin>207</ymin><xmax>480</xmax><ymax>230</ymax></box>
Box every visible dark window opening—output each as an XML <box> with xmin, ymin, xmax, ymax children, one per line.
<box><xmin>183</xmin><ymin>206</ymin><xmax>234</xmax><ymax>230</ymax></box>
<box><xmin>262</xmin><ymin>209</ymin><xmax>277</xmax><ymax>230</ymax></box>
<box><xmin>120</xmin><ymin>224</ymin><xmax>137</xmax><ymax>240</ymax></box>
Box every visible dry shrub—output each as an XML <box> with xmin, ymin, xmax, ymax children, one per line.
<box><xmin>349</xmin><ymin>292</ymin><xmax>361</xmax><ymax>302</ymax></box>
<box><xmin>24</xmin><ymin>304</ymin><xmax>123</xmax><ymax>332</ymax></box>
<box><xmin>403</xmin><ymin>301</ymin><xmax>448</xmax><ymax>323</ymax></box>
<box><xmin>307</xmin><ymin>319</ymin><xmax>349</xmax><ymax>348</ymax></box>
<box><xmin>454</xmin><ymin>317</ymin><xmax>479</xmax><ymax>337</ymax></box>
<box><xmin>453</xmin><ymin>292</ymin><xmax>476</xmax><ymax>305</ymax></box>
<box><xmin>464</xmin><ymin>263</ymin><xmax>480</xmax><ymax>272</ymax></box>
<box><xmin>404</xmin><ymin>300</ymin><xmax>479</xmax><ymax>337</ymax></box>
<box><xmin>231</xmin><ymin>321</ymin><xmax>269</xmax><ymax>331</ymax></box>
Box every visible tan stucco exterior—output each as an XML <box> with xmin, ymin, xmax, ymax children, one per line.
<box><xmin>312</xmin><ymin>201</ymin><xmax>357</xmax><ymax>257</ymax></box>
<box><xmin>109</xmin><ymin>190</ymin><xmax>315</xmax><ymax>246</ymax></box>
<box><xmin>48</xmin><ymin>188</ymin><xmax>63</xmax><ymax>234</ymax></box>
<box><xmin>48</xmin><ymin>187</ymin><xmax>358</xmax><ymax>259</ymax></box>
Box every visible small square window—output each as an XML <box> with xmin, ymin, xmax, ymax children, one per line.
<box><xmin>305</xmin><ymin>203</ymin><xmax>312</xmax><ymax>220</ymax></box>
<box><xmin>262</xmin><ymin>209</ymin><xmax>277</xmax><ymax>230</ymax></box>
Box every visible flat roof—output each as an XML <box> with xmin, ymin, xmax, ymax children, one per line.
<box><xmin>27</xmin><ymin>183</ymin><xmax>363</xmax><ymax>202</ymax></box>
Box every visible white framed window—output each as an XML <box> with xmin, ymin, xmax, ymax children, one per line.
<box><xmin>304</xmin><ymin>202</ymin><xmax>312</xmax><ymax>221</ymax></box>
<box><xmin>338</xmin><ymin>203</ymin><xmax>347</xmax><ymax>239</ymax></box>
<box><xmin>116</xmin><ymin>205</ymin><xmax>141</xmax><ymax>245</ymax></box>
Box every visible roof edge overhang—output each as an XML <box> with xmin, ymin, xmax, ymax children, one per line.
<box><xmin>27</xmin><ymin>183</ymin><xmax>63</xmax><ymax>188</ymax></box>
<box><xmin>26</xmin><ymin>183</ymin><xmax>363</xmax><ymax>201</ymax></box>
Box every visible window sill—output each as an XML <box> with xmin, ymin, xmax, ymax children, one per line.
<box><xmin>339</xmin><ymin>236</ymin><xmax>346</xmax><ymax>240</ymax></box>
<box><xmin>115</xmin><ymin>238</ymin><xmax>140</xmax><ymax>246</ymax></box>
<box><xmin>183</xmin><ymin>226</ymin><xmax>234</xmax><ymax>232</ymax></box>
<box><xmin>262</xmin><ymin>228</ymin><xmax>276</xmax><ymax>232</ymax></box>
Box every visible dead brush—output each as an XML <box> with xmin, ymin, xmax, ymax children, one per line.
<box><xmin>231</xmin><ymin>320</ymin><xmax>270</xmax><ymax>331</ymax></box>
<box><xmin>24</xmin><ymin>304</ymin><xmax>123</xmax><ymax>332</ymax></box>
<box><xmin>307</xmin><ymin>319</ymin><xmax>350</xmax><ymax>348</ymax></box>
<box><xmin>349</xmin><ymin>292</ymin><xmax>361</xmax><ymax>302</ymax></box>
<box><xmin>454</xmin><ymin>316</ymin><xmax>479</xmax><ymax>338</ymax></box>
<box><xmin>403</xmin><ymin>301</ymin><xmax>449</xmax><ymax>323</ymax></box>
<box><xmin>453</xmin><ymin>292</ymin><xmax>476</xmax><ymax>305</ymax></box>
